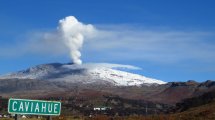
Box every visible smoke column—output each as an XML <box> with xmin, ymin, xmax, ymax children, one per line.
<box><xmin>58</xmin><ymin>16</ymin><xmax>95</xmax><ymax>64</ymax></box>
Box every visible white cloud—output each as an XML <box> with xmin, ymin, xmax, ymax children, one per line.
<box><xmin>63</xmin><ymin>63</ymin><xmax>142</xmax><ymax>70</ymax></box>
<box><xmin>0</xmin><ymin>24</ymin><xmax>215</xmax><ymax>65</ymax></box>
<box><xmin>0</xmin><ymin>31</ymin><xmax>67</xmax><ymax>57</ymax></box>
<box><xmin>84</xmin><ymin>26</ymin><xmax>215</xmax><ymax>64</ymax></box>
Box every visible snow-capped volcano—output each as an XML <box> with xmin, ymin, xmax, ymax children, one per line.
<box><xmin>0</xmin><ymin>63</ymin><xmax>166</xmax><ymax>86</ymax></box>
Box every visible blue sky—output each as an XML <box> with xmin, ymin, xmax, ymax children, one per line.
<box><xmin>0</xmin><ymin>0</ymin><xmax>215</xmax><ymax>82</ymax></box>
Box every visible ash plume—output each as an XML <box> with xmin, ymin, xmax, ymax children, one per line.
<box><xmin>58</xmin><ymin>16</ymin><xmax>95</xmax><ymax>64</ymax></box>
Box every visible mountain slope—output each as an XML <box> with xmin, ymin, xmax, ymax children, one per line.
<box><xmin>0</xmin><ymin>63</ymin><xmax>166</xmax><ymax>86</ymax></box>
<box><xmin>1</xmin><ymin>63</ymin><xmax>214</xmax><ymax>105</ymax></box>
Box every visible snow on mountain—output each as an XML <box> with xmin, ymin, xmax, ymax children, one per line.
<box><xmin>0</xmin><ymin>63</ymin><xmax>166</xmax><ymax>86</ymax></box>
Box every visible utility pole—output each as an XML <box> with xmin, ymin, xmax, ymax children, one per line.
<box><xmin>154</xmin><ymin>108</ymin><xmax>157</xmax><ymax>115</ymax></box>
<box><xmin>145</xmin><ymin>103</ymin><xmax>148</xmax><ymax>115</ymax></box>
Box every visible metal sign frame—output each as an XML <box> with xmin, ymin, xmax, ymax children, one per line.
<box><xmin>8</xmin><ymin>98</ymin><xmax>61</xmax><ymax>116</ymax></box>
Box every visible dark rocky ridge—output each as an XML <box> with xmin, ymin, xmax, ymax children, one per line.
<box><xmin>0</xmin><ymin>78</ymin><xmax>214</xmax><ymax>105</ymax></box>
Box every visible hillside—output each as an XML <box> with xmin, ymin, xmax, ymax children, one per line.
<box><xmin>86</xmin><ymin>101</ymin><xmax>215</xmax><ymax>120</ymax></box>
<box><xmin>0</xmin><ymin>63</ymin><xmax>215</xmax><ymax>119</ymax></box>
<box><xmin>0</xmin><ymin>63</ymin><xmax>166</xmax><ymax>86</ymax></box>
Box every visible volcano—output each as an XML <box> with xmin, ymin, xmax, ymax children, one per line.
<box><xmin>0</xmin><ymin>63</ymin><xmax>165</xmax><ymax>86</ymax></box>
<box><xmin>0</xmin><ymin>63</ymin><xmax>215</xmax><ymax>105</ymax></box>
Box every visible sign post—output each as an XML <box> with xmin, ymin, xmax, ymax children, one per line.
<box><xmin>8</xmin><ymin>98</ymin><xmax>61</xmax><ymax>119</ymax></box>
<box><xmin>14</xmin><ymin>114</ymin><xmax>20</xmax><ymax>120</ymax></box>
